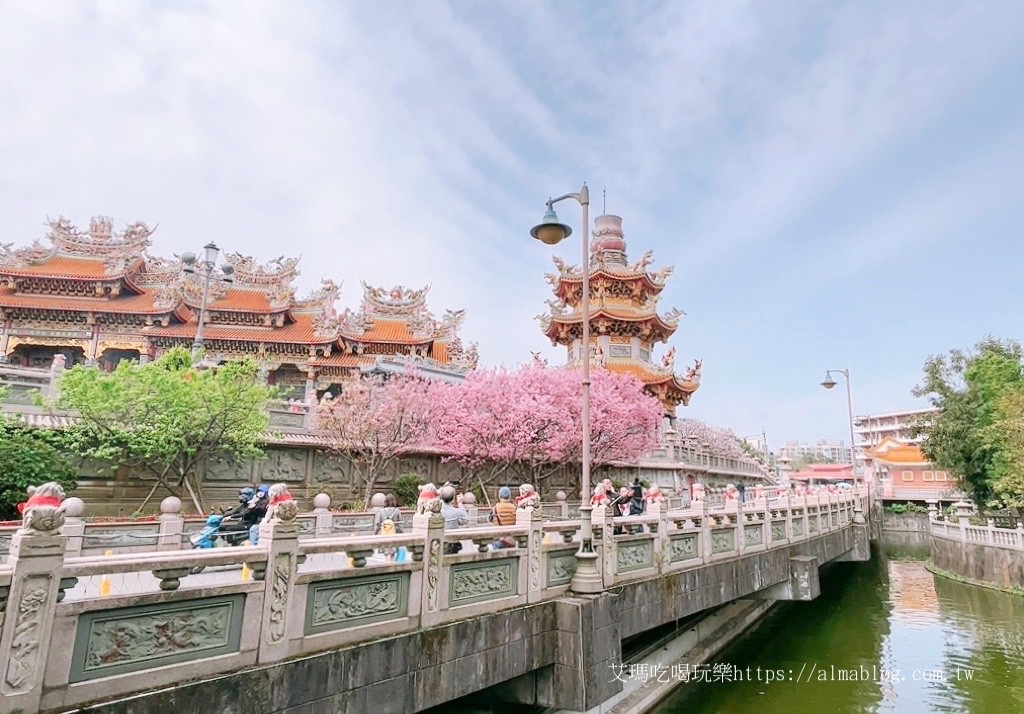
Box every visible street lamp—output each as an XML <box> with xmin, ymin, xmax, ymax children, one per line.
<box><xmin>181</xmin><ymin>242</ymin><xmax>234</xmax><ymax>362</ymax></box>
<box><xmin>530</xmin><ymin>183</ymin><xmax>603</xmax><ymax>594</ymax></box>
<box><xmin>820</xmin><ymin>367</ymin><xmax>866</xmax><ymax>524</ymax></box>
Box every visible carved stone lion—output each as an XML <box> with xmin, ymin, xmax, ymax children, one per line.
<box><xmin>18</xmin><ymin>482</ymin><xmax>67</xmax><ymax>536</ymax></box>
<box><xmin>416</xmin><ymin>483</ymin><xmax>442</xmax><ymax>516</ymax></box>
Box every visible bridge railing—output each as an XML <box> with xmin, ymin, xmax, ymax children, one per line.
<box><xmin>0</xmin><ymin>487</ymin><xmax>869</xmax><ymax>713</ymax></box>
<box><xmin>929</xmin><ymin>512</ymin><xmax>1024</xmax><ymax>551</ymax></box>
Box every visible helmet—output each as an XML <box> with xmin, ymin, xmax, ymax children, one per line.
<box><xmin>255</xmin><ymin>484</ymin><xmax>270</xmax><ymax>498</ymax></box>
<box><xmin>498</xmin><ymin>486</ymin><xmax>512</xmax><ymax>499</ymax></box>
<box><xmin>238</xmin><ymin>487</ymin><xmax>255</xmax><ymax>503</ymax></box>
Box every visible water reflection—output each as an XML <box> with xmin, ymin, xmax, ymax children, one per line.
<box><xmin>652</xmin><ymin>546</ymin><xmax>1024</xmax><ymax>713</ymax></box>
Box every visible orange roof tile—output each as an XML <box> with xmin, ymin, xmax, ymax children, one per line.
<box><xmin>309</xmin><ymin>353</ymin><xmax>374</xmax><ymax>368</ymax></box>
<box><xmin>0</xmin><ymin>287</ymin><xmax>175</xmax><ymax>315</ymax></box>
<box><xmin>431</xmin><ymin>341</ymin><xmax>449</xmax><ymax>363</ymax></box>
<box><xmin>0</xmin><ymin>255</ymin><xmax>140</xmax><ymax>280</ymax></box>
<box><xmin>869</xmin><ymin>443</ymin><xmax>928</xmax><ymax>464</ymax></box>
<box><xmin>144</xmin><ymin>313</ymin><xmax>330</xmax><ymax>344</ymax></box>
<box><xmin>191</xmin><ymin>288</ymin><xmax>279</xmax><ymax>313</ymax></box>
<box><xmin>354</xmin><ymin>319</ymin><xmax>429</xmax><ymax>345</ymax></box>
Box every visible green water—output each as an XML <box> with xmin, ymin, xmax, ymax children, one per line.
<box><xmin>652</xmin><ymin>547</ymin><xmax>1024</xmax><ymax>714</ymax></box>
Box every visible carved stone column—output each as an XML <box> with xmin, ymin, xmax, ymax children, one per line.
<box><xmin>256</xmin><ymin>503</ymin><xmax>300</xmax><ymax>665</ymax></box>
<box><xmin>60</xmin><ymin>497</ymin><xmax>86</xmax><ymax>558</ymax></box>
<box><xmin>0</xmin><ymin>513</ymin><xmax>68</xmax><ymax>712</ymax></box>
<box><xmin>416</xmin><ymin>510</ymin><xmax>446</xmax><ymax>628</ymax></box>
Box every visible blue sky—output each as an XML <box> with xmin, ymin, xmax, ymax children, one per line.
<box><xmin>1</xmin><ymin>1</ymin><xmax>1022</xmax><ymax>448</ymax></box>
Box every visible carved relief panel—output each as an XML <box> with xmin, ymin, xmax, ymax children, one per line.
<box><xmin>258</xmin><ymin>448</ymin><xmax>309</xmax><ymax>484</ymax></box>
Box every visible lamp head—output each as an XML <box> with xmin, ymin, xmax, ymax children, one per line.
<box><xmin>180</xmin><ymin>251</ymin><xmax>197</xmax><ymax>266</ymax></box>
<box><xmin>203</xmin><ymin>242</ymin><xmax>219</xmax><ymax>266</ymax></box>
<box><xmin>221</xmin><ymin>263</ymin><xmax>235</xmax><ymax>283</ymax></box>
<box><xmin>530</xmin><ymin>206</ymin><xmax>572</xmax><ymax>245</ymax></box>
<box><xmin>820</xmin><ymin>371</ymin><xmax>837</xmax><ymax>390</ymax></box>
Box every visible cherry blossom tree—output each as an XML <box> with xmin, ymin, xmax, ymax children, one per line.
<box><xmin>431</xmin><ymin>365</ymin><xmax>570</xmax><ymax>497</ymax></box>
<box><xmin>432</xmin><ymin>364</ymin><xmax>663</xmax><ymax>493</ymax></box>
<box><xmin>317</xmin><ymin>371</ymin><xmax>441</xmax><ymax>507</ymax></box>
<box><xmin>674</xmin><ymin>418</ymin><xmax>750</xmax><ymax>460</ymax></box>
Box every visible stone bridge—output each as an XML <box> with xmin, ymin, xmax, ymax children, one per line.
<box><xmin>0</xmin><ymin>489</ymin><xmax>872</xmax><ymax>714</ymax></box>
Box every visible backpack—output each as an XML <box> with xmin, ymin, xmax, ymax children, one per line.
<box><xmin>375</xmin><ymin>507</ymin><xmax>403</xmax><ymax>534</ymax></box>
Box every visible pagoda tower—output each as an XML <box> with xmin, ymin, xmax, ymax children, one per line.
<box><xmin>538</xmin><ymin>214</ymin><xmax>701</xmax><ymax>416</ymax></box>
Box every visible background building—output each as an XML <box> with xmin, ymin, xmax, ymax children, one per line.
<box><xmin>777</xmin><ymin>438</ymin><xmax>852</xmax><ymax>465</ymax></box>
<box><xmin>853</xmin><ymin>407</ymin><xmax>939</xmax><ymax>474</ymax></box>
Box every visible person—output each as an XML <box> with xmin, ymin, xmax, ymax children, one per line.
<box><xmin>439</xmin><ymin>485</ymin><xmax>469</xmax><ymax>554</ymax></box>
<box><xmin>629</xmin><ymin>478</ymin><xmax>645</xmax><ymax>516</ymax></box>
<box><xmin>612</xmin><ymin>486</ymin><xmax>631</xmax><ymax>535</ymax></box>
<box><xmin>374</xmin><ymin>494</ymin><xmax>403</xmax><ymax>534</ymax></box>
<box><xmin>374</xmin><ymin>494</ymin><xmax>403</xmax><ymax>560</ymax></box>
<box><xmin>247</xmin><ymin>485</ymin><xmax>270</xmax><ymax>545</ymax></box>
<box><xmin>489</xmin><ymin>487</ymin><xmax>517</xmax><ymax>526</ymax></box>
<box><xmin>489</xmin><ymin>486</ymin><xmax>517</xmax><ymax>550</ymax></box>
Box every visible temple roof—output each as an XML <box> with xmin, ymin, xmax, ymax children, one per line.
<box><xmin>1</xmin><ymin>215</ymin><xmax>478</xmax><ymax>368</ymax></box>
<box><xmin>144</xmin><ymin>313</ymin><xmax>331</xmax><ymax>345</ymax></box>
<box><xmin>0</xmin><ymin>287</ymin><xmax>188</xmax><ymax>318</ymax></box>
<box><xmin>0</xmin><ymin>216</ymin><xmax>154</xmax><ymax>282</ymax></box>
<box><xmin>867</xmin><ymin>439</ymin><xmax>929</xmax><ymax>465</ymax></box>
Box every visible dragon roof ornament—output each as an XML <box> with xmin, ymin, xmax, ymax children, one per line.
<box><xmin>46</xmin><ymin>215</ymin><xmax>154</xmax><ymax>256</ymax></box>
<box><xmin>360</xmin><ymin>281</ymin><xmax>430</xmax><ymax>315</ymax></box>
<box><xmin>223</xmin><ymin>252</ymin><xmax>300</xmax><ymax>288</ymax></box>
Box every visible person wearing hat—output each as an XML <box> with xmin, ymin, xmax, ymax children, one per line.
<box><xmin>489</xmin><ymin>486</ymin><xmax>518</xmax><ymax>550</ymax></box>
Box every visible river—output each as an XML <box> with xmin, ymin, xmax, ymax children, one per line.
<box><xmin>652</xmin><ymin>545</ymin><xmax>1024</xmax><ymax>713</ymax></box>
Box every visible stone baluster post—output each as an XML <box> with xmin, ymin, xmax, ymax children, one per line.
<box><xmin>0</xmin><ymin>507</ymin><xmax>68</xmax><ymax>713</ymax></box>
<box><xmin>734</xmin><ymin>498</ymin><xmax>745</xmax><ymax>557</ymax></box>
<box><xmin>311</xmin><ymin>493</ymin><xmax>333</xmax><ymax>536</ymax></box>
<box><xmin>926</xmin><ymin>499</ymin><xmax>938</xmax><ymax>521</ymax></box>
<box><xmin>600</xmin><ymin>504</ymin><xmax>615</xmax><ymax>588</ymax></box>
<box><xmin>60</xmin><ymin>497</ymin><xmax>86</xmax><ymax>558</ymax></box>
<box><xmin>955</xmin><ymin>499</ymin><xmax>973</xmax><ymax>544</ymax></box>
<box><xmin>700</xmin><ymin>497</ymin><xmax>713</xmax><ymax>563</ymax></box>
<box><xmin>519</xmin><ymin>507</ymin><xmax>545</xmax><ymax>604</ymax></box>
<box><xmin>415</xmin><ymin>508</ymin><xmax>446</xmax><ymax>627</ymax></box>
<box><xmin>157</xmin><ymin>496</ymin><xmax>185</xmax><ymax>551</ymax></box>
<box><xmin>649</xmin><ymin>499</ymin><xmax>668</xmax><ymax>574</ymax></box>
<box><xmin>256</xmin><ymin>504</ymin><xmax>300</xmax><ymax>665</ymax></box>
<box><xmin>555</xmin><ymin>491</ymin><xmax>568</xmax><ymax>520</ymax></box>
<box><xmin>461</xmin><ymin>492</ymin><xmax>479</xmax><ymax>524</ymax></box>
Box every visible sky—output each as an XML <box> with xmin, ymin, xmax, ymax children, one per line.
<box><xmin>1</xmin><ymin>1</ymin><xmax>1022</xmax><ymax>449</ymax></box>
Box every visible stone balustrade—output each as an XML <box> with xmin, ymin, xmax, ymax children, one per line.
<box><xmin>929</xmin><ymin>502</ymin><xmax>1024</xmax><ymax>552</ymax></box>
<box><xmin>0</xmin><ymin>487</ymin><xmax>868</xmax><ymax>713</ymax></box>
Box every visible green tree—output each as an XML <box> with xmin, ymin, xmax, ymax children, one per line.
<box><xmin>55</xmin><ymin>347</ymin><xmax>275</xmax><ymax>514</ymax></box>
<box><xmin>987</xmin><ymin>386</ymin><xmax>1024</xmax><ymax>507</ymax></box>
<box><xmin>0</xmin><ymin>414</ymin><xmax>78</xmax><ymax>520</ymax></box>
<box><xmin>912</xmin><ymin>337</ymin><xmax>1024</xmax><ymax>506</ymax></box>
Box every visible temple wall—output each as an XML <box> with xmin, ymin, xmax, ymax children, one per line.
<box><xmin>66</xmin><ymin>445</ymin><xmax>745</xmax><ymax>516</ymax></box>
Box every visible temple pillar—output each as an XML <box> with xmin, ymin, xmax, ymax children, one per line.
<box><xmin>87</xmin><ymin>324</ymin><xmax>100</xmax><ymax>365</ymax></box>
<box><xmin>0</xmin><ymin>319</ymin><xmax>10</xmax><ymax>363</ymax></box>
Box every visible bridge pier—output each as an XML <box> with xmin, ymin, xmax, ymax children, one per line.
<box><xmin>755</xmin><ymin>555</ymin><xmax>821</xmax><ymax>601</ymax></box>
<box><xmin>835</xmin><ymin>522</ymin><xmax>871</xmax><ymax>562</ymax></box>
<box><xmin>550</xmin><ymin>594</ymin><xmax>623</xmax><ymax>711</ymax></box>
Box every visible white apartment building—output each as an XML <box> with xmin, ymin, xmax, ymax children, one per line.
<box><xmin>777</xmin><ymin>439</ymin><xmax>852</xmax><ymax>465</ymax></box>
<box><xmin>852</xmin><ymin>407</ymin><xmax>938</xmax><ymax>469</ymax></box>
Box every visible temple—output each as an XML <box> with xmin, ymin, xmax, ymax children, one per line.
<box><xmin>0</xmin><ymin>216</ymin><xmax>477</xmax><ymax>397</ymax></box>
<box><xmin>538</xmin><ymin>214</ymin><xmax>700</xmax><ymax>416</ymax></box>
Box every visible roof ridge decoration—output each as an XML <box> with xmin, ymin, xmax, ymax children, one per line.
<box><xmin>360</xmin><ymin>281</ymin><xmax>430</xmax><ymax>315</ymax></box>
<box><xmin>223</xmin><ymin>252</ymin><xmax>300</xmax><ymax>288</ymax></box>
<box><xmin>445</xmin><ymin>334</ymin><xmax>480</xmax><ymax>371</ymax></box>
<box><xmin>297</xmin><ymin>279</ymin><xmax>342</xmax><ymax>339</ymax></box>
<box><xmin>1</xmin><ymin>215</ymin><xmax>154</xmax><ymax>273</ymax></box>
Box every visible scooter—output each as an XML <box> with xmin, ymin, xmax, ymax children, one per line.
<box><xmin>189</xmin><ymin>513</ymin><xmax>250</xmax><ymax>573</ymax></box>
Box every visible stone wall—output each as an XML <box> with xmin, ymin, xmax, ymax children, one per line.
<box><xmin>69</xmin><ymin>445</ymin><xmax>750</xmax><ymax>516</ymax></box>
<box><xmin>931</xmin><ymin>531</ymin><xmax>1024</xmax><ymax>589</ymax></box>
<box><xmin>881</xmin><ymin>511</ymin><xmax>930</xmax><ymax>533</ymax></box>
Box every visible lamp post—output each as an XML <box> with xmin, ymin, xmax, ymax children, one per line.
<box><xmin>820</xmin><ymin>367</ymin><xmax>866</xmax><ymax>524</ymax></box>
<box><xmin>530</xmin><ymin>183</ymin><xmax>603</xmax><ymax>594</ymax></box>
<box><xmin>181</xmin><ymin>242</ymin><xmax>234</xmax><ymax>363</ymax></box>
